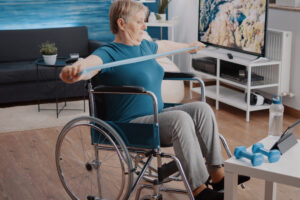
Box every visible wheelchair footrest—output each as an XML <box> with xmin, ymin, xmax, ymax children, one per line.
<box><xmin>158</xmin><ymin>161</ymin><xmax>178</xmax><ymax>182</ymax></box>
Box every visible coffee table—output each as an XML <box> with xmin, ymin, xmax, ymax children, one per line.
<box><xmin>224</xmin><ymin>136</ymin><xmax>300</xmax><ymax>200</ymax></box>
<box><xmin>35</xmin><ymin>57</ymin><xmax>86</xmax><ymax>118</ymax></box>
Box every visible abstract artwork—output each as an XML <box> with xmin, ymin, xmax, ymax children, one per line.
<box><xmin>0</xmin><ymin>0</ymin><xmax>114</xmax><ymax>41</ymax></box>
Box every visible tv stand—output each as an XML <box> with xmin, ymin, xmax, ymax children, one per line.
<box><xmin>251</xmin><ymin>56</ymin><xmax>269</xmax><ymax>63</ymax></box>
<box><xmin>189</xmin><ymin>48</ymin><xmax>281</xmax><ymax>122</ymax></box>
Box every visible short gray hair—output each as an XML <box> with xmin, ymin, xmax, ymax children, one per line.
<box><xmin>109</xmin><ymin>0</ymin><xmax>148</xmax><ymax>34</ymax></box>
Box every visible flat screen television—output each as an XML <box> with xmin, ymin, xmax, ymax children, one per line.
<box><xmin>198</xmin><ymin>0</ymin><xmax>268</xmax><ymax>57</ymax></box>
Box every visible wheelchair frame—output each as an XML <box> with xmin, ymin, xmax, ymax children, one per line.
<box><xmin>55</xmin><ymin>72</ymin><xmax>233</xmax><ymax>200</ymax></box>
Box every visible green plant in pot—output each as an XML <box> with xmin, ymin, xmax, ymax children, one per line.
<box><xmin>40</xmin><ymin>41</ymin><xmax>58</xmax><ymax>65</ymax></box>
<box><xmin>156</xmin><ymin>0</ymin><xmax>172</xmax><ymax>21</ymax></box>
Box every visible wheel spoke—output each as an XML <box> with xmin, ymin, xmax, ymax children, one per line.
<box><xmin>55</xmin><ymin>117</ymin><xmax>133</xmax><ymax>200</ymax></box>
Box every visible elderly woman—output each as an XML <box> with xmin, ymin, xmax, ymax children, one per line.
<box><xmin>60</xmin><ymin>0</ymin><xmax>249</xmax><ymax>199</ymax></box>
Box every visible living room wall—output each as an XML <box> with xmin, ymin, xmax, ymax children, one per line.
<box><xmin>268</xmin><ymin>8</ymin><xmax>300</xmax><ymax>111</ymax></box>
<box><xmin>0</xmin><ymin>0</ymin><xmax>167</xmax><ymax>42</ymax></box>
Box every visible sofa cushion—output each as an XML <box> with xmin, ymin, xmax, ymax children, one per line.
<box><xmin>0</xmin><ymin>61</ymin><xmax>62</xmax><ymax>84</ymax></box>
<box><xmin>0</xmin><ymin>26</ymin><xmax>89</xmax><ymax>62</ymax></box>
<box><xmin>0</xmin><ymin>80</ymin><xmax>86</xmax><ymax>104</ymax></box>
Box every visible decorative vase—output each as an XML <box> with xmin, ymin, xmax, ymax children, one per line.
<box><xmin>43</xmin><ymin>54</ymin><xmax>57</xmax><ymax>65</ymax></box>
<box><xmin>156</xmin><ymin>13</ymin><xmax>166</xmax><ymax>22</ymax></box>
<box><xmin>148</xmin><ymin>12</ymin><xmax>157</xmax><ymax>23</ymax></box>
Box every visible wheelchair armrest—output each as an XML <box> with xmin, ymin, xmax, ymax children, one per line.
<box><xmin>93</xmin><ymin>85</ymin><xmax>146</xmax><ymax>94</ymax></box>
<box><xmin>163</xmin><ymin>72</ymin><xmax>206</xmax><ymax>102</ymax></box>
<box><xmin>163</xmin><ymin>72</ymin><xmax>195</xmax><ymax>80</ymax></box>
<box><xmin>90</xmin><ymin>84</ymin><xmax>159</xmax><ymax>124</ymax></box>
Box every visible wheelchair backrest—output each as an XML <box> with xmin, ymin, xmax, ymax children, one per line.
<box><xmin>89</xmin><ymin>79</ymin><xmax>106</xmax><ymax>120</ymax></box>
<box><xmin>87</xmin><ymin>79</ymin><xmax>161</xmax><ymax>149</ymax></box>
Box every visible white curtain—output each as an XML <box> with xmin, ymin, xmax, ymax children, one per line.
<box><xmin>168</xmin><ymin>0</ymin><xmax>199</xmax><ymax>72</ymax></box>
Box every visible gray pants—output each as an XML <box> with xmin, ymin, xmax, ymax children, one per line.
<box><xmin>130</xmin><ymin>102</ymin><xmax>224</xmax><ymax>190</ymax></box>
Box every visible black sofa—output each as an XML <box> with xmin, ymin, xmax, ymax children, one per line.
<box><xmin>0</xmin><ymin>26</ymin><xmax>104</xmax><ymax>105</ymax></box>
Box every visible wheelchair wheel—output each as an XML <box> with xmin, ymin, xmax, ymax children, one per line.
<box><xmin>55</xmin><ymin>116</ymin><xmax>133</xmax><ymax>200</ymax></box>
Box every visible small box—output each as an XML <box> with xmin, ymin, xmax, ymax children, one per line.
<box><xmin>276</xmin><ymin>0</ymin><xmax>300</xmax><ymax>7</ymax></box>
<box><xmin>192</xmin><ymin>57</ymin><xmax>217</xmax><ymax>75</ymax></box>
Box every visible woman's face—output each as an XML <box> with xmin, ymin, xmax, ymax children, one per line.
<box><xmin>123</xmin><ymin>10</ymin><xmax>147</xmax><ymax>45</ymax></box>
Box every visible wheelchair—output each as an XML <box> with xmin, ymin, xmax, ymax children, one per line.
<box><xmin>55</xmin><ymin>72</ymin><xmax>233</xmax><ymax>200</ymax></box>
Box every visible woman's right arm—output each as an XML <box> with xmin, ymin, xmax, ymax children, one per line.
<box><xmin>60</xmin><ymin>54</ymin><xmax>103</xmax><ymax>84</ymax></box>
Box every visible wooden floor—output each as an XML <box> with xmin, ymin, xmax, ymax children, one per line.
<box><xmin>0</xmin><ymin>90</ymin><xmax>299</xmax><ymax>200</ymax></box>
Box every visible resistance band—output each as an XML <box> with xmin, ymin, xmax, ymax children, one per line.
<box><xmin>79</xmin><ymin>46</ymin><xmax>198</xmax><ymax>76</ymax></box>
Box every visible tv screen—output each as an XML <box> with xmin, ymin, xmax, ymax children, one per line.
<box><xmin>198</xmin><ymin>0</ymin><xmax>268</xmax><ymax>57</ymax></box>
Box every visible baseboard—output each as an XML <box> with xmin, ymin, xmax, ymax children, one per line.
<box><xmin>285</xmin><ymin>106</ymin><xmax>300</xmax><ymax>118</ymax></box>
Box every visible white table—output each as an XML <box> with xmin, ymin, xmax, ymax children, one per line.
<box><xmin>224</xmin><ymin>136</ymin><xmax>300</xmax><ymax>200</ymax></box>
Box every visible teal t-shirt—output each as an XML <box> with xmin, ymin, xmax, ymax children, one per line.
<box><xmin>92</xmin><ymin>39</ymin><xmax>164</xmax><ymax>122</ymax></box>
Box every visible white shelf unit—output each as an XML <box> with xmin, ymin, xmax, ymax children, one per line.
<box><xmin>189</xmin><ymin>47</ymin><xmax>281</xmax><ymax>122</ymax></box>
<box><xmin>145</xmin><ymin>20</ymin><xmax>175</xmax><ymax>41</ymax></box>
<box><xmin>146</xmin><ymin>20</ymin><xmax>175</xmax><ymax>61</ymax></box>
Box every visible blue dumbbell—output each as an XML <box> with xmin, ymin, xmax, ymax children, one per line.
<box><xmin>252</xmin><ymin>143</ymin><xmax>281</xmax><ymax>163</ymax></box>
<box><xmin>234</xmin><ymin>146</ymin><xmax>264</xmax><ymax>166</ymax></box>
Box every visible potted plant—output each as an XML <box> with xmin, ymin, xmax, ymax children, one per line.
<box><xmin>40</xmin><ymin>41</ymin><xmax>58</xmax><ymax>65</ymax></box>
<box><xmin>156</xmin><ymin>0</ymin><xmax>172</xmax><ymax>22</ymax></box>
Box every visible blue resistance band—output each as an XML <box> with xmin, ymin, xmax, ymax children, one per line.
<box><xmin>79</xmin><ymin>46</ymin><xmax>198</xmax><ymax>77</ymax></box>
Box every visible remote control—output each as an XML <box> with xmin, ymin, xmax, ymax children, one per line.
<box><xmin>227</xmin><ymin>53</ymin><xmax>233</xmax><ymax>59</ymax></box>
<box><xmin>65</xmin><ymin>57</ymin><xmax>78</xmax><ymax>64</ymax></box>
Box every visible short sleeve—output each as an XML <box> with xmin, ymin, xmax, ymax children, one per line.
<box><xmin>92</xmin><ymin>47</ymin><xmax>114</xmax><ymax>64</ymax></box>
<box><xmin>142</xmin><ymin>40</ymin><xmax>158</xmax><ymax>54</ymax></box>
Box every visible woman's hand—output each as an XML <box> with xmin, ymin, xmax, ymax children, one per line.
<box><xmin>60</xmin><ymin>55</ymin><xmax>103</xmax><ymax>83</ymax></box>
<box><xmin>188</xmin><ymin>41</ymin><xmax>206</xmax><ymax>54</ymax></box>
<box><xmin>60</xmin><ymin>60</ymin><xmax>84</xmax><ymax>83</ymax></box>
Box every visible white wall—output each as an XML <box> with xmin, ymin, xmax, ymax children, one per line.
<box><xmin>268</xmin><ymin>8</ymin><xmax>300</xmax><ymax>110</ymax></box>
<box><xmin>169</xmin><ymin>2</ymin><xmax>300</xmax><ymax>110</ymax></box>
<box><xmin>168</xmin><ymin>0</ymin><xmax>198</xmax><ymax>72</ymax></box>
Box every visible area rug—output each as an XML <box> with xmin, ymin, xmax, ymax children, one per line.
<box><xmin>0</xmin><ymin>100</ymin><xmax>89</xmax><ymax>133</ymax></box>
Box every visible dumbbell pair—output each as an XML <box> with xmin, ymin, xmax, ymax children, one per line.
<box><xmin>234</xmin><ymin>143</ymin><xmax>281</xmax><ymax>166</ymax></box>
<box><xmin>252</xmin><ymin>143</ymin><xmax>281</xmax><ymax>163</ymax></box>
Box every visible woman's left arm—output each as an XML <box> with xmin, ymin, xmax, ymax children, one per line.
<box><xmin>156</xmin><ymin>40</ymin><xmax>206</xmax><ymax>54</ymax></box>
